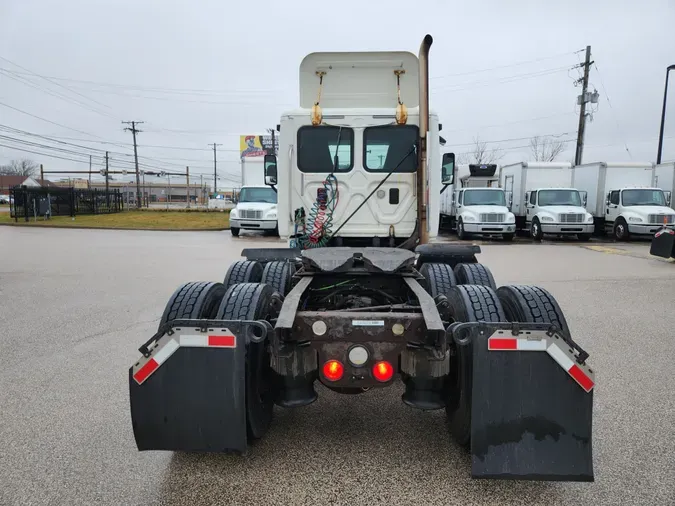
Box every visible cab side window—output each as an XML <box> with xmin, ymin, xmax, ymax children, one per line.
<box><xmin>458</xmin><ymin>191</ymin><xmax>463</xmax><ymax>205</ymax></box>
<box><xmin>610</xmin><ymin>191</ymin><xmax>620</xmax><ymax>205</ymax></box>
<box><xmin>530</xmin><ymin>191</ymin><xmax>537</xmax><ymax>205</ymax></box>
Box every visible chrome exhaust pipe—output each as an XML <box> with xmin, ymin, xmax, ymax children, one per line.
<box><xmin>417</xmin><ymin>34</ymin><xmax>433</xmax><ymax>244</ymax></box>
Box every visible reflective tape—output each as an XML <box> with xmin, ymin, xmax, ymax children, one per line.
<box><xmin>132</xmin><ymin>330</ymin><xmax>236</xmax><ymax>385</ymax></box>
<box><xmin>488</xmin><ymin>334</ymin><xmax>595</xmax><ymax>393</ymax></box>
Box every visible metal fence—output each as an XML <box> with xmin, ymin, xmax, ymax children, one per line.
<box><xmin>9</xmin><ymin>186</ymin><xmax>124</xmax><ymax>221</ymax></box>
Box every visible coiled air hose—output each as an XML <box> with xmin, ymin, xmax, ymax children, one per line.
<box><xmin>295</xmin><ymin>174</ymin><xmax>339</xmax><ymax>249</ymax></box>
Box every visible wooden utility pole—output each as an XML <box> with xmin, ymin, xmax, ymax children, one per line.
<box><xmin>186</xmin><ymin>166</ymin><xmax>190</xmax><ymax>208</ymax></box>
<box><xmin>105</xmin><ymin>151</ymin><xmax>110</xmax><ymax>208</ymax></box>
<box><xmin>209</xmin><ymin>143</ymin><xmax>222</xmax><ymax>197</ymax></box>
<box><xmin>123</xmin><ymin>120</ymin><xmax>144</xmax><ymax>208</ymax></box>
<box><xmin>574</xmin><ymin>46</ymin><xmax>593</xmax><ymax>166</ymax></box>
<box><xmin>40</xmin><ymin>164</ymin><xmax>44</xmax><ymax>182</ymax></box>
<box><xmin>88</xmin><ymin>155</ymin><xmax>92</xmax><ymax>188</ymax></box>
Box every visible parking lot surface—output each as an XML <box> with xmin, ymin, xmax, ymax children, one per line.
<box><xmin>1</xmin><ymin>227</ymin><xmax>674</xmax><ymax>505</ymax></box>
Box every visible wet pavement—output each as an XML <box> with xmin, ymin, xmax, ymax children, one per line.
<box><xmin>1</xmin><ymin>227</ymin><xmax>674</xmax><ymax>505</ymax></box>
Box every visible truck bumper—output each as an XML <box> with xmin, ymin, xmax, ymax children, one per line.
<box><xmin>628</xmin><ymin>223</ymin><xmax>675</xmax><ymax>235</ymax></box>
<box><xmin>463</xmin><ymin>223</ymin><xmax>516</xmax><ymax>234</ymax></box>
<box><xmin>540</xmin><ymin>223</ymin><xmax>594</xmax><ymax>234</ymax></box>
<box><xmin>230</xmin><ymin>219</ymin><xmax>277</xmax><ymax>230</ymax></box>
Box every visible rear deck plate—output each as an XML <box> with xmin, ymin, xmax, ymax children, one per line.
<box><xmin>302</xmin><ymin>247</ymin><xmax>415</xmax><ymax>273</ymax></box>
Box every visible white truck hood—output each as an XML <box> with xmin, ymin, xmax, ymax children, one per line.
<box><xmin>622</xmin><ymin>205</ymin><xmax>675</xmax><ymax>220</ymax></box>
<box><xmin>538</xmin><ymin>205</ymin><xmax>587</xmax><ymax>215</ymax></box>
<box><xmin>235</xmin><ymin>202</ymin><xmax>276</xmax><ymax>211</ymax></box>
<box><xmin>462</xmin><ymin>205</ymin><xmax>510</xmax><ymax>215</ymax></box>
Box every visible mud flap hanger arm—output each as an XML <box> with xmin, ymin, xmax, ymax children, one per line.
<box><xmin>137</xmin><ymin>319</ymin><xmax>272</xmax><ymax>357</ymax></box>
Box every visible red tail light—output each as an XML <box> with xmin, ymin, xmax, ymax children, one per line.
<box><xmin>322</xmin><ymin>360</ymin><xmax>344</xmax><ymax>382</ymax></box>
<box><xmin>372</xmin><ymin>361</ymin><xmax>394</xmax><ymax>382</ymax></box>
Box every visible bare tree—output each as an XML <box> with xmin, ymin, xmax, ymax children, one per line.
<box><xmin>0</xmin><ymin>158</ymin><xmax>38</xmax><ymax>177</ymax></box>
<box><xmin>529</xmin><ymin>136</ymin><xmax>566</xmax><ymax>162</ymax></box>
<box><xmin>457</xmin><ymin>136</ymin><xmax>504</xmax><ymax>165</ymax></box>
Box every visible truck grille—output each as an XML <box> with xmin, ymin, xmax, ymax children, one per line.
<box><xmin>559</xmin><ymin>213</ymin><xmax>584</xmax><ymax>223</ymax></box>
<box><xmin>648</xmin><ymin>214</ymin><xmax>674</xmax><ymax>224</ymax></box>
<box><xmin>239</xmin><ymin>210</ymin><xmax>263</xmax><ymax>219</ymax></box>
<box><xmin>480</xmin><ymin>213</ymin><xmax>505</xmax><ymax>223</ymax></box>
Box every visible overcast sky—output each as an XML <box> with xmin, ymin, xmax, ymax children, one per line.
<box><xmin>1</xmin><ymin>0</ymin><xmax>674</xmax><ymax>187</ymax></box>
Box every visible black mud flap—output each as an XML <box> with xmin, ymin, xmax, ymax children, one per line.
<box><xmin>452</xmin><ymin>322</ymin><xmax>595</xmax><ymax>482</ymax></box>
<box><xmin>650</xmin><ymin>228</ymin><xmax>675</xmax><ymax>259</ymax></box>
<box><xmin>129</xmin><ymin>319</ymin><xmax>269</xmax><ymax>454</ymax></box>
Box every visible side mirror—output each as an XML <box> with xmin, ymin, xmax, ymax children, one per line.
<box><xmin>451</xmin><ymin>192</ymin><xmax>456</xmax><ymax>204</ymax></box>
<box><xmin>665</xmin><ymin>191</ymin><xmax>672</xmax><ymax>207</ymax></box>
<box><xmin>442</xmin><ymin>152</ymin><xmax>455</xmax><ymax>185</ymax></box>
<box><xmin>606</xmin><ymin>193</ymin><xmax>611</xmax><ymax>206</ymax></box>
<box><xmin>506</xmin><ymin>191</ymin><xmax>513</xmax><ymax>210</ymax></box>
<box><xmin>264</xmin><ymin>154</ymin><xmax>277</xmax><ymax>186</ymax></box>
<box><xmin>579</xmin><ymin>190</ymin><xmax>588</xmax><ymax>208</ymax></box>
<box><xmin>524</xmin><ymin>193</ymin><xmax>530</xmax><ymax>205</ymax></box>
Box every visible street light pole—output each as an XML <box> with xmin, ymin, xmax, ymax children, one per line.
<box><xmin>656</xmin><ymin>64</ymin><xmax>675</xmax><ymax>164</ymax></box>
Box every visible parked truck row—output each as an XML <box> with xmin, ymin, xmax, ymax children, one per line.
<box><xmin>440</xmin><ymin>160</ymin><xmax>675</xmax><ymax>241</ymax></box>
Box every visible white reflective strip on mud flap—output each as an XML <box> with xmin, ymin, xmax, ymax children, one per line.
<box><xmin>180</xmin><ymin>335</ymin><xmax>208</xmax><ymax>347</ymax></box>
<box><xmin>153</xmin><ymin>338</ymin><xmax>180</xmax><ymax>364</ymax></box>
<box><xmin>546</xmin><ymin>342</ymin><xmax>575</xmax><ymax>371</ymax></box>
<box><xmin>517</xmin><ymin>339</ymin><xmax>547</xmax><ymax>351</ymax></box>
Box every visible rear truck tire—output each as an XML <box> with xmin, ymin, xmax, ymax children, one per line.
<box><xmin>502</xmin><ymin>233</ymin><xmax>515</xmax><ymax>242</ymax></box>
<box><xmin>224</xmin><ymin>260</ymin><xmax>263</xmax><ymax>289</ymax></box>
<box><xmin>261</xmin><ymin>260</ymin><xmax>296</xmax><ymax>296</ymax></box>
<box><xmin>496</xmin><ymin>285</ymin><xmax>570</xmax><ymax>337</ymax></box>
<box><xmin>457</xmin><ymin>218</ymin><xmax>470</xmax><ymax>240</ymax></box>
<box><xmin>445</xmin><ymin>285</ymin><xmax>506</xmax><ymax>447</ymax></box>
<box><xmin>577</xmin><ymin>233</ymin><xmax>592</xmax><ymax>242</ymax></box>
<box><xmin>231</xmin><ymin>226</ymin><xmax>240</xmax><ymax>237</ymax></box>
<box><xmin>530</xmin><ymin>218</ymin><xmax>543</xmax><ymax>242</ymax></box>
<box><xmin>613</xmin><ymin>218</ymin><xmax>630</xmax><ymax>241</ymax></box>
<box><xmin>158</xmin><ymin>281</ymin><xmax>227</xmax><ymax>330</ymax></box>
<box><xmin>215</xmin><ymin>282</ymin><xmax>281</xmax><ymax>441</ymax></box>
<box><xmin>419</xmin><ymin>262</ymin><xmax>457</xmax><ymax>298</ymax></box>
<box><xmin>453</xmin><ymin>263</ymin><xmax>497</xmax><ymax>290</ymax></box>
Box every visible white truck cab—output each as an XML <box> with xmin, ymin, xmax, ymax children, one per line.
<box><xmin>523</xmin><ymin>188</ymin><xmax>594</xmax><ymax>241</ymax></box>
<box><xmin>501</xmin><ymin>162</ymin><xmax>594</xmax><ymax>241</ymax></box>
<box><xmin>229</xmin><ymin>185</ymin><xmax>278</xmax><ymax>237</ymax></box>
<box><xmin>445</xmin><ymin>164</ymin><xmax>515</xmax><ymax>241</ymax></box>
<box><xmin>260</xmin><ymin>49</ymin><xmax>445</xmax><ymax>248</ymax></box>
<box><xmin>573</xmin><ymin>162</ymin><xmax>674</xmax><ymax>240</ymax></box>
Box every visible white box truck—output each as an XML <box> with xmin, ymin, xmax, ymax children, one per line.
<box><xmin>573</xmin><ymin>162</ymin><xmax>674</xmax><ymax>240</ymax></box>
<box><xmin>654</xmin><ymin>162</ymin><xmax>675</xmax><ymax>210</ymax></box>
<box><xmin>440</xmin><ymin>163</ymin><xmax>515</xmax><ymax>240</ymax></box>
<box><xmin>500</xmin><ymin>162</ymin><xmax>594</xmax><ymax>241</ymax></box>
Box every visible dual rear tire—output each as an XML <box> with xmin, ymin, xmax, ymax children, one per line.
<box><xmin>420</xmin><ymin>262</ymin><xmax>570</xmax><ymax>447</ymax></box>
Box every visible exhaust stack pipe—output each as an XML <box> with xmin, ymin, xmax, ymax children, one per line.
<box><xmin>416</xmin><ymin>34</ymin><xmax>433</xmax><ymax>245</ymax></box>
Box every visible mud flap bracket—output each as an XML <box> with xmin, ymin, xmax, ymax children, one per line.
<box><xmin>449</xmin><ymin>322</ymin><xmax>595</xmax><ymax>482</ymax></box>
<box><xmin>129</xmin><ymin>319</ymin><xmax>270</xmax><ymax>454</ymax></box>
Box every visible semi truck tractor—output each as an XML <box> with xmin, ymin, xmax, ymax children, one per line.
<box><xmin>440</xmin><ymin>164</ymin><xmax>515</xmax><ymax>240</ymax></box>
<box><xmin>129</xmin><ymin>35</ymin><xmax>596</xmax><ymax>482</ymax></box>
<box><xmin>500</xmin><ymin>161</ymin><xmax>594</xmax><ymax>241</ymax></box>
<box><xmin>573</xmin><ymin>161</ymin><xmax>674</xmax><ymax>240</ymax></box>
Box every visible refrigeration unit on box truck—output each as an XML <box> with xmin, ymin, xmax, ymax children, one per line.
<box><xmin>499</xmin><ymin>161</ymin><xmax>594</xmax><ymax>241</ymax></box>
<box><xmin>572</xmin><ymin>162</ymin><xmax>674</xmax><ymax>240</ymax></box>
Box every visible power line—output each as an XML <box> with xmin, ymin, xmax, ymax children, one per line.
<box><xmin>431</xmin><ymin>51</ymin><xmax>577</xmax><ymax>81</ymax></box>
<box><xmin>0</xmin><ymin>56</ymin><xmax>113</xmax><ymax>110</ymax></box>
<box><xmin>432</xmin><ymin>65</ymin><xmax>573</xmax><ymax>93</ymax></box>
<box><xmin>593</xmin><ymin>61</ymin><xmax>632</xmax><ymax>159</ymax></box>
<box><xmin>0</xmin><ymin>101</ymin><xmax>108</xmax><ymax>139</ymax></box>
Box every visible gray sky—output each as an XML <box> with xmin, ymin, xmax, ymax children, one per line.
<box><xmin>1</xmin><ymin>0</ymin><xmax>674</xmax><ymax>188</ymax></box>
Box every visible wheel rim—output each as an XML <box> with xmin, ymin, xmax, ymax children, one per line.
<box><xmin>532</xmin><ymin>223</ymin><xmax>539</xmax><ymax>237</ymax></box>
<box><xmin>616</xmin><ymin>223</ymin><xmax>625</xmax><ymax>238</ymax></box>
<box><xmin>459</xmin><ymin>221</ymin><xmax>463</xmax><ymax>236</ymax></box>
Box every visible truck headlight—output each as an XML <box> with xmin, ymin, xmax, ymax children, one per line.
<box><xmin>463</xmin><ymin>216</ymin><xmax>476</xmax><ymax>222</ymax></box>
<box><xmin>586</xmin><ymin>215</ymin><xmax>593</xmax><ymax>223</ymax></box>
<box><xmin>230</xmin><ymin>209</ymin><xmax>237</xmax><ymax>218</ymax></box>
<box><xmin>541</xmin><ymin>216</ymin><xmax>554</xmax><ymax>222</ymax></box>
<box><xmin>267</xmin><ymin>212</ymin><xmax>277</xmax><ymax>219</ymax></box>
<box><xmin>628</xmin><ymin>217</ymin><xmax>643</xmax><ymax>223</ymax></box>
<box><xmin>506</xmin><ymin>213</ymin><xmax>515</xmax><ymax>223</ymax></box>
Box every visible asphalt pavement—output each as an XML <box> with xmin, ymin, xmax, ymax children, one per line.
<box><xmin>1</xmin><ymin>227</ymin><xmax>674</xmax><ymax>505</ymax></box>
